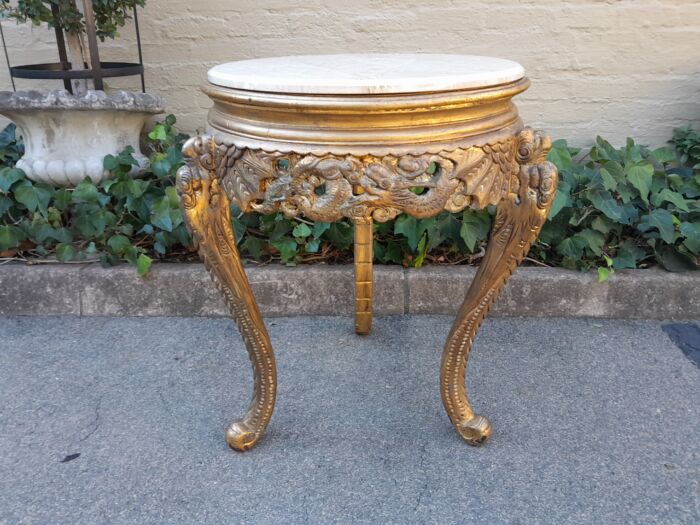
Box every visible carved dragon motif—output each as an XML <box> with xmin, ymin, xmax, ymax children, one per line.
<box><xmin>197</xmin><ymin>129</ymin><xmax>542</xmax><ymax>223</ymax></box>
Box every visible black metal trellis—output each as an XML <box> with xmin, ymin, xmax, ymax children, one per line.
<box><xmin>0</xmin><ymin>0</ymin><xmax>146</xmax><ymax>93</ymax></box>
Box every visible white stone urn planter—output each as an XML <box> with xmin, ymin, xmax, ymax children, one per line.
<box><xmin>0</xmin><ymin>90</ymin><xmax>164</xmax><ymax>186</ymax></box>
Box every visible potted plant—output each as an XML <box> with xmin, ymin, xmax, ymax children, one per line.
<box><xmin>0</xmin><ymin>0</ymin><xmax>163</xmax><ymax>186</ymax></box>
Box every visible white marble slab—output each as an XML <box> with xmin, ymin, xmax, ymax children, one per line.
<box><xmin>207</xmin><ymin>54</ymin><xmax>525</xmax><ymax>95</ymax></box>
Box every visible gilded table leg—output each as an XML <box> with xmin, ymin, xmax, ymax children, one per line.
<box><xmin>177</xmin><ymin>137</ymin><xmax>276</xmax><ymax>452</ymax></box>
<box><xmin>440</xmin><ymin>161</ymin><xmax>558</xmax><ymax>445</ymax></box>
<box><xmin>354</xmin><ymin>217</ymin><xmax>373</xmax><ymax>335</ymax></box>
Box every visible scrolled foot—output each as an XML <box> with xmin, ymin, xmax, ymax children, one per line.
<box><xmin>179</xmin><ymin>135</ymin><xmax>277</xmax><ymax>453</ymax></box>
<box><xmin>456</xmin><ymin>415</ymin><xmax>492</xmax><ymax>446</ymax></box>
<box><xmin>440</xmin><ymin>128</ymin><xmax>558</xmax><ymax>447</ymax></box>
<box><xmin>225</xmin><ymin>419</ymin><xmax>259</xmax><ymax>452</ymax></box>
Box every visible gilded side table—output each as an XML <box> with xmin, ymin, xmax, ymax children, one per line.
<box><xmin>177</xmin><ymin>54</ymin><xmax>558</xmax><ymax>451</ymax></box>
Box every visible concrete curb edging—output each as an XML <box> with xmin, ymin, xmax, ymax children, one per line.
<box><xmin>0</xmin><ymin>263</ymin><xmax>698</xmax><ymax>319</ymax></box>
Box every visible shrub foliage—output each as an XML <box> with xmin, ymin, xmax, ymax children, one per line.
<box><xmin>0</xmin><ymin>117</ymin><xmax>698</xmax><ymax>278</ymax></box>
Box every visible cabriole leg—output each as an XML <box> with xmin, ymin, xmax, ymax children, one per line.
<box><xmin>177</xmin><ymin>136</ymin><xmax>276</xmax><ymax>452</ymax></box>
<box><xmin>440</xmin><ymin>161</ymin><xmax>558</xmax><ymax>445</ymax></box>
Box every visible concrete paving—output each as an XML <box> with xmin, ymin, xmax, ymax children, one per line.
<box><xmin>0</xmin><ymin>315</ymin><xmax>698</xmax><ymax>524</ymax></box>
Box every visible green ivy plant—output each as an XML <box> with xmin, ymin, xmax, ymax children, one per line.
<box><xmin>542</xmin><ymin>136</ymin><xmax>699</xmax><ymax>280</ymax></box>
<box><xmin>670</xmin><ymin>126</ymin><xmax>700</xmax><ymax>169</ymax></box>
<box><xmin>1</xmin><ymin>117</ymin><xmax>698</xmax><ymax>277</ymax></box>
<box><xmin>0</xmin><ymin>115</ymin><xmax>190</xmax><ymax>275</ymax></box>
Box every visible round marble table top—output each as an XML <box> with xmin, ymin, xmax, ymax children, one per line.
<box><xmin>207</xmin><ymin>54</ymin><xmax>525</xmax><ymax>95</ymax></box>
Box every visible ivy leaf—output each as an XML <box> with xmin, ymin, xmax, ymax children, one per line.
<box><xmin>394</xmin><ymin>215</ymin><xmax>420</xmax><ymax>251</ymax></box>
<box><xmin>547</xmin><ymin>140</ymin><xmax>573</xmax><ymax>171</ymax></box>
<box><xmin>0</xmin><ymin>194</ymin><xmax>12</xmax><ymax>216</ymax></box>
<box><xmin>148</xmin><ymin>124</ymin><xmax>168</xmax><ymax>142</ymax></box>
<box><xmin>548</xmin><ymin>180</ymin><xmax>571</xmax><ymax>219</ymax></box>
<box><xmin>652</xmin><ymin>189</ymin><xmax>689</xmax><ymax>212</ymax></box>
<box><xmin>680</xmin><ymin>222</ymin><xmax>700</xmax><ymax>254</ymax></box>
<box><xmin>151</xmin><ymin>159</ymin><xmax>172</xmax><ymax>178</ymax></box>
<box><xmin>379</xmin><ymin>241</ymin><xmax>403</xmax><ymax>264</ymax></box>
<box><xmin>0</xmin><ymin>225</ymin><xmax>24</xmax><ymax>250</ymax></box>
<box><xmin>271</xmin><ymin>237</ymin><xmax>298</xmax><ymax>264</ymax></box>
<box><xmin>324</xmin><ymin>222</ymin><xmax>353</xmax><ymax>250</ymax></box>
<box><xmin>591</xmin><ymin>215</ymin><xmax>615</xmax><ymax>235</ymax></box>
<box><xmin>650</xmin><ymin>147</ymin><xmax>676</xmax><ymax>165</ymax></box>
<box><xmin>269</xmin><ymin>218</ymin><xmax>292</xmax><ymax>241</ymax></box>
<box><xmin>117</xmin><ymin>223</ymin><xmax>134</xmax><ymax>237</ymax></box>
<box><xmin>166</xmin><ymin>146</ymin><xmax>184</xmax><ymax>167</ymax></box>
<box><xmin>107</xmin><ymin>234</ymin><xmax>131</xmax><ymax>255</ymax></box>
<box><xmin>657</xmin><ymin>246</ymin><xmax>698</xmax><ymax>272</ymax></box>
<box><xmin>127</xmin><ymin>178</ymin><xmax>149</xmax><ymax>198</ymax></box>
<box><xmin>55</xmin><ymin>243</ymin><xmax>76</xmax><ymax>262</ymax></box>
<box><xmin>136</xmin><ymin>254</ymin><xmax>152</xmax><ymax>276</ymax></box>
<box><xmin>14</xmin><ymin>183</ymin><xmax>54</xmax><ymax>213</ymax></box>
<box><xmin>0</xmin><ymin>167</ymin><xmax>25</xmax><ymax>192</ymax></box>
<box><xmin>556</xmin><ymin>236</ymin><xmax>587</xmax><ymax>260</ymax></box>
<box><xmin>305</xmin><ymin>238</ymin><xmax>321</xmax><ymax>253</ymax></box>
<box><xmin>163</xmin><ymin>185</ymin><xmax>178</xmax><ymax>207</ymax></box>
<box><xmin>678</xmin><ymin>178</ymin><xmax>700</xmax><ymax>198</ymax></box>
<box><xmin>599</xmin><ymin>168</ymin><xmax>618</xmax><ymax>191</ymax></box>
<box><xmin>612</xmin><ymin>240</ymin><xmax>645</xmax><ymax>269</ymax></box>
<box><xmin>51</xmin><ymin>227</ymin><xmax>72</xmax><ymax>244</ymax></box>
<box><xmin>625</xmin><ymin>162</ymin><xmax>653</xmax><ymax>203</ymax></box>
<box><xmin>603</xmin><ymin>161</ymin><xmax>626</xmax><ymax>185</ymax></box>
<box><xmin>152</xmin><ymin>241</ymin><xmax>166</xmax><ymax>254</ymax></box>
<box><xmin>312</xmin><ymin>222</ymin><xmax>331</xmax><ymax>238</ymax></box>
<box><xmin>292</xmin><ymin>223</ymin><xmax>312</xmax><ymax>239</ymax></box>
<box><xmin>72</xmin><ymin>180</ymin><xmax>103</xmax><ymax>204</ymax></box>
<box><xmin>585</xmin><ymin>189</ymin><xmax>624</xmax><ymax>222</ymax></box>
<box><xmin>619</xmin><ymin>202</ymin><xmax>639</xmax><ymax>225</ymax></box>
<box><xmin>638</xmin><ymin>209</ymin><xmax>676</xmax><ymax>243</ymax></box>
<box><xmin>576</xmin><ymin>229</ymin><xmax>605</xmax><ymax>256</ymax></box>
<box><xmin>459</xmin><ymin>210</ymin><xmax>491</xmax><ymax>251</ymax></box>
<box><xmin>53</xmin><ymin>188</ymin><xmax>71</xmax><ymax>210</ymax></box>
<box><xmin>597</xmin><ymin>267</ymin><xmax>612</xmax><ymax>283</ymax></box>
<box><xmin>241</xmin><ymin>236</ymin><xmax>264</xmax><ymax>260</ymax></box>
<box><xmin>414</xmin><ymin>232</ymin><xmax>428</xmax><ymax>268</ymax></box>
<box><xmin>116</xmin><ymin>146</ymin><xmax>138</xmax><ymax>167</ymax></box>
<box><xmin>427</xmin><ymin>213</ymin><xmax>460</xmax><ymax>250</ymax></box>
<box><xmin>151</xmin><ymin>196</ymin><xmax>173</xmax><ymax>231</ymax></box>
<box><xmin>591</xmin><ymin>136</ymin><xmax>621</xmax><ymax>162</ymax></box>
<box><xmin>103</xmin><ymin>154</ymin><xmax>118</xmax><ymax>171</ymax></box>
<box><xmin>172</xmin><ymin>224</ymin><xmax>191</xmax><ymax>246</ymax></box>
<box><xmin>231</xmin><ymin>214</ymin><xmax>246</xmax><ymax>243</ymax></box>
<box><xmin>27</xmin><ymin>222</ymin><xmax>53</xmax><ymax>243</ymax></box>
<box><xmin>74</xmin><ymin>207</ymin><xmax>112</xmax><ymax>237</ymax></box>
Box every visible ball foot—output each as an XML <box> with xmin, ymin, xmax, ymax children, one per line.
<box><xmin>455</xmin><ymin>414</ymin><xmax>492</xmax><ymax>446</ymax></box>
<box><xmin>225</xmin><ymin>419</ymin><xmax>258</xmax><ymax>452</ymax></box>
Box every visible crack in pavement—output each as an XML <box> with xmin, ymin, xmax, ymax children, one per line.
<box><xmin>77</xmin><ymin>395</ymin><xmax>103</xmax><ymax>443</ymax></box>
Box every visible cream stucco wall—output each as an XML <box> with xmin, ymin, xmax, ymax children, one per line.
<box><xmin>1</xmin><ymin>0</ymin><xmax>699</xmax><ymax>146</ymax></box>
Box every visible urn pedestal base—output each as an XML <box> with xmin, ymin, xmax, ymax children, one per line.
<box><xmin>0</xmin><ymin>90</ymin><xmax>164</xmax><ymax>186</ymax></box>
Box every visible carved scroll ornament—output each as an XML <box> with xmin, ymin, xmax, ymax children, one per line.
<box><xmin>182</xmin><ymin>128</ymin><xmax>552</xmax><ymax>223</ymax></box>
